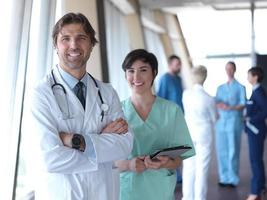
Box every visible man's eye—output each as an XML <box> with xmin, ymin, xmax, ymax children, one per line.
<box><xmin>127</xmin><ymin>69</ymin><xmax>134</xmax><ymax>73</ymax></box>
<box><xmin>77</xmin><ymin>36</ymin><xmax>88</xmax><ymax>41</ymax></box>
<box><xmin>62</xmin><ymin>37</ymin><xmax>69</xmax><ymax>41</ymax></box>
<box><xmin>141</xmin><ymin>69</ymin><xmax>147</xmax><ymax>72</ymax></box>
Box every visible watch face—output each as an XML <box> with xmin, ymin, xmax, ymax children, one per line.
<box><xmin>72</xmin><ymin>135</ymin><xmax>81</xmax><ymax>146</ymax></box>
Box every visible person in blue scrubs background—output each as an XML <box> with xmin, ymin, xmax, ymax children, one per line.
<box><xmin>215</xmin><ymin>61</ymin><xmax>246</xmax><ymax>187</ymax></box>
<box><xmin>157</xmin><ymin>55</ymin><xmax>184</xmax><ymax>183</ymax></box>
<box><xmin>245</xmin><ymin>67</ymin><xmax>267</xmax><ymax>200</ymax></box>
<box><xmin>157</xmin><ymin>55</ymin><xmax>184</xmax><ymax>111</ymax></box>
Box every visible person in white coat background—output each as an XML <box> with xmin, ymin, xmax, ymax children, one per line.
<box><xmin>28</xmin><ymin>13</ymin><xmax>133</xmax><ymax>200</ymax></box>
<box><xmin>182</xmin><ymin>66</ymin><xmax>217</xmax><ymax>200</ymax></box>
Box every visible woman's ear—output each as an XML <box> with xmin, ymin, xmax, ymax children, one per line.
<box><xmin>153</xmin><ymin>70</ymin><xmax>158</xmax><ymax>78</ymax></box>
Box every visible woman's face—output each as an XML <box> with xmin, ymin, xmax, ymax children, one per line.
<box><xmin>125</xmin><ymin>59</ymin><xmax>155</xmax><ymax>95</ymax></box>
<box><xmin>247</xmin><ymin>72</ymin><xmax>257</xmax><ymax>85</ymax></box>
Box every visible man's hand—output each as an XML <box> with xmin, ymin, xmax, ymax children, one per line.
<box><xmin>129</xmin><ymin>156</ymin><xmax>146</xmax><ymax>173</ymax></box>
<box><xmin>59</xmin><ymin>132</ymin><xmax>73</xmax><ymax>148</ymax></box>
<box><xmin>101</xmin><ymin>118</ymin><xmax>128</xmax><ymax>134</ymax></box>
<box><xmin>59</xmin><ymin>132</ymin><xmax>86</xmax><ymax>151</ymax></box>
<box><xmin>217</xmin><ymin>102</ymin><xmax>229</xmax><ymax>110</ymax></box>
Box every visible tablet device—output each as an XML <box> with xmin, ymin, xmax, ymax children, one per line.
<box><xmin>150</xmin><ymin>145</ymin><xmax>192</xmax><ymax>160</ymax></box>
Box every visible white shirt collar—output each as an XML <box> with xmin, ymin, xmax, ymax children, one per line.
<box><xmin>57</xmin><ymin>65</ymin><xmax>88</xmax><ymax>90</ymax></box>
<box><xmin>253</xmin><ymin>83</ymin><xmax>260</xmax><ymax>91</ymax></box>
<box><xmin>193</xmin><ymin>84</ymin><xmax>204</xmax><ymax>90</ymax></box>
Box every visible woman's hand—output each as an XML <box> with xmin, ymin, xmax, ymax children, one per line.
<box><xmin>144</xmin><ymin>156</ymin><xmax>182</xmax><ymax>170</ymax></box>
<box><xmin>101</xmin><ymin>118</ymin><xmax>128</xmax><ymax>134</ymax></box>
<box><xmin>129</xmin><ymin>156</ymin><xmax>146</xmax><ymax>173</ymax></box>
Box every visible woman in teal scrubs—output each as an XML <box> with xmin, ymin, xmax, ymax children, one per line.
<box><xmin>115</xmin><ymin>49</ymin><xmax>195</xmax><ymax>200</ymax></box>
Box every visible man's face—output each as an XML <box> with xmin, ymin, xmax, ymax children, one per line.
<box><xmin>225</xmin><ymin>63</ymin><xmax>235</xmax><ymax>79</ymax></box>
<box><xmin>169</xmin><ymin>59</ymin><xmax>181</xmax><ymax>74</ymax></box>
<box><xmin>55</xmin><ymin>23</ymin><xmax>93</xmax><ymax>71</ymax></box>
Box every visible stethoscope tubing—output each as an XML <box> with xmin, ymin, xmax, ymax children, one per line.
<box><xmin>51</xmin><ymin>69</ymin><xmax>106</xmax><ymax>121</ymax></box>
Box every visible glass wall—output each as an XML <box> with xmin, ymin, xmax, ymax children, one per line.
<box><xmin>178</xmin><ymin>8</ymin><xmax>253</xmax><ymax>96</ymax></box>
<box><xmin>12</xmin><ymin>0</ymin><xmax>57</xmax><ymax>199</ymax></box>
<box><xmin>255</xmin><ymin>9</ymin><xmax>267</xmax><ymax>54</ymax></box>
<box><xmin>104</xmin><ymin>0</ymin><xmax>131</xmax><ymax>101</ymax></box>
<box><xmin>0</xmin><ymin>0</ymin><xmax>33</xmax><ymax>199</ymax></box>
<box><xmin>141</xmin><ymin>8</ymin><xmax>168</xmax><ymax>89</ymax></box>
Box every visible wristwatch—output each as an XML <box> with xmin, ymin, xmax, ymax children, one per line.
<box><xmin>72</xmin><ymin>134</ymin><xmax>85</xmax><ymax>152</ymax></box>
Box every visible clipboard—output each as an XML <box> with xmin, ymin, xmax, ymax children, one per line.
<box><xmin>150</xmin><ymin>145</ymin><xmax>192</xmax><ymax>160</ymax></box>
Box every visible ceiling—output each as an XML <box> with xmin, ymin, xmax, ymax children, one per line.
<box><xmin>139</xmin><ymin>0</ymin><xmax>267</xmax><ymax>10</ymax></box>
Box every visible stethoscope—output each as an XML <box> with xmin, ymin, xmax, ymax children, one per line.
<box><xmin>51</xmin><ymin>69</ymin><xmax>109</xmax><ymax>121</ymax></box>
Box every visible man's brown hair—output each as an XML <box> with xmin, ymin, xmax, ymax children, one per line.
<box><xmin>52</xmin><ymin>12</ymin><xmax>98</xmax><ymax>47</ymax></box>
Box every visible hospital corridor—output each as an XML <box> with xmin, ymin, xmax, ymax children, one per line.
<box><xmin>0</xmin><ymin>0</ymin><xmax>267</xmax><ymax>200</ymax></box>
<box><xmin>175</xmin><ymin>134</ymin><xmax>267</xmax><ymax>200</ymax></box>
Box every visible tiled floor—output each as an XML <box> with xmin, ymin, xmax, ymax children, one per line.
<box><xmin>175</xmin><ymin>133</ymin><xmax>267</xmax><ymax>200</ymax></box>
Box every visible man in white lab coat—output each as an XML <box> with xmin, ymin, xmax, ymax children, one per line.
<box><xmin>182</xmin><ymin>66</ymin><xmax>217</xmax><ymax>200</ymax></box>
<box><xmin>29</xmin><ymin>13</ymin><xmax>133</xmax><ymax>200</ymax></box>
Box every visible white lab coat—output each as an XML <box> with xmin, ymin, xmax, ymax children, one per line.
<box><xmin>182</xmin><ymin>84</ymin><xmax>217</xmax><ymax>200</ymax></box>
<box><xmin>29</xmin><ymin>66</ymin><xmax>133</xmax><ymax>200</ymax></box>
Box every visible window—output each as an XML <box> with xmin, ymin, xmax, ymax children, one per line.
<box><xmin>178</xmin><ymin>8</ymin><xmax>254</xmax><ymax>96</ymax></box>
<box><xmin>104</xmin><ymin>0</ymin><xmax>131</xmax><ymax>100</ymax></box>
<box><xmin>0</xmin><ymin>0</ymin><xmax>32</xmax><ymax>199</ymax></box>
<box><xmin>0</xmin><ymin>0</ymin><xmax>58</xmax><ymax>199</ymax></box>
<box><xmin>15</xmin><ymin>0</ymin><xmax>58</xmax><ymax>198</ymax></box>
<box><xmin>255</xmin><ymin>9</ymin><xmax>267</xmax><ymax>54</ymax></box>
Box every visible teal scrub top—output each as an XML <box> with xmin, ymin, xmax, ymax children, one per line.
<box><xmin>120</xmin><ymin>97</ymin><xmax>195</xmax><ymax>200</ymax></box>
<box><xmin>215</xmin><ymin>79</ymin><xmax>246</xmax><ymax>132</ymax></box>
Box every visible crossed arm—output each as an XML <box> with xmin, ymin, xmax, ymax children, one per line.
<box><xmin>59</xmin><ymin>118</ymin><xmax>128</xmax><ymax>150</ymax></box>
<box><xmin>60</xmin><ymin>118</ymin><xmax>181</xmax><ymax>173</ymax></box>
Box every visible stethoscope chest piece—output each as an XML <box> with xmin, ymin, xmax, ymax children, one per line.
<box><xmin>101</xmin><ymin>104</ymin><xmax>109</xmax><ymax>112</ymax></box>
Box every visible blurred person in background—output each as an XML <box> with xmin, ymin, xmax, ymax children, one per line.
<box><xmin>182</xmin><ymin>65</ymin><xmax>217</xmax><ymax>200</ymax></box>
<box><xmin>215</xmin><ymin>61</ymin><xmax>246</xmax><ymax>188</ymax></box>
<box><xmin>245</xmin><ymin>67</ymin><xmax>267</xmax><ymax>200</ymax></box>
<box><xmin>157</xmin><ymin>55</ymin><xmax>184</xmax><ymax>111</ymax></box>
<box><xmin>157</xmin><ymin>55</ymin><xmax>184</xmax><ymax>183</ymax></box>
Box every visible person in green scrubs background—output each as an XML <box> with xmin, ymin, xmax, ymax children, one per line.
<box><xmin>115</xmin><ymin>49</ymin><xmax>195</xmax><ymax>200</ymax></box>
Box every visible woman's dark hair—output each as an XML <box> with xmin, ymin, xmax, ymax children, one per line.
<box><xmin>122</xmin><ymin>49</ymin><xmax>158</xmax><ymax>76</ymax></box>
<box><xmin>248</xmin><ymin>67</ymin><xmax>264</xmax><ymax>83</ymax></box>
<box><xmin>52</xmin><ymin>12</ymin><xmax>98</xmax><ymax>47</ymax></box>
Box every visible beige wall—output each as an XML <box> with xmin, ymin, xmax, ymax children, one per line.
<box><xmin>125</xmin><ymin>14</ymin><xmax>146</xmax><ymax>49</ymax></box>
<box><xmin>61</xmin><ymin>0</ymin><xmax>103</xmax><ymax>80</ymax></box>
<box><xmin>154</xmin><ymin>10</ymin><xmax>174</xmax><ymax>57</ymax></box>
<box><xmin>126</xmin><ymin>0</ymin><xmax>146</xmax><ymax>50</ymax></box>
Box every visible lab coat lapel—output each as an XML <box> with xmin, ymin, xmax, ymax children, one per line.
<box><xmin>53</xmin><ymin>66</ymin><xmax>85</xmax><ymax>114</ymax></box>
<box><xmin>84</xmin><ymin>75</ymin><xmax>98</xmax><ymax>126</ymax></box>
